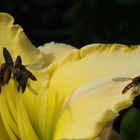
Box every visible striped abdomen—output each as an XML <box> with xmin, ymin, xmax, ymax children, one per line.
<box><xmin>122</xmin><ymin>82</ymin><xmax>134</xmax><ymax>94</ymax></box>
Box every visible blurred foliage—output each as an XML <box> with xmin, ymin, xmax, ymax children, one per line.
<box><xmin>1</xmin><ymin>0</ymin><xmax>140</xmax><ymax>47</ymax></box>
<box><xmin>114</xmin><ymin>96</ymin><xmax>140</xmax><ymax>139</ymax></box>
<box><xmin>120</xmin><ymin>107</ymin><xmax>140</xmax><ymax>140</ymax></box>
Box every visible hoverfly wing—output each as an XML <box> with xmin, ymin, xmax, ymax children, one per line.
<box><xmin>24</xmin><ymin>64</ymin><xmax>44</xmax><ymax>70</ymax></box>
<box><xmin>15</xmin><ymin>55</ymin><xmax>22</xmax><ymax>66</ymax></box>
<box><xmin>28</xmin><ymin>71</ymin><xmax>37</xmax><ymax>81</ymax></box>
<box><xmin>27</xmin><ymin>82</ymin><xmax>38</xmax><ymax>95</ymax></box>
<box><xmin>112</xmin><ymin>77</ymin><xmax>133</xmax><ymax>82</ymax></box>
<box><xmin>3</xmin><ymin>48</ymin><xmax>14</xmax><ymax>66</ymax></box>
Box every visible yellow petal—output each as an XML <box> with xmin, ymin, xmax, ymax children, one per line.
<box><xmin>0</xmin><ymin>80</ymin><xmax>44</xmax><ymax>140</ymax></box>
<box><xmin>46</xmin><ymin>44</ymin><xmax>140</xmax><ymax>139</ymax></box>
<box><xmin>0</xmin><ymin>114</ymin><xmax>10</xmax><ymax>140</ymax></box>
<box><xmin>0</xmin><ymin>13</ymin><xmax>47</xmax><ymax>139</ymax></box>
<box><xmin>16</xmin><ymin>93</ymin><xmax>39</xmax><ymax>140</ymax></box>
<box><xmin>0</xmin><ymin>81</ymin><xmax>20</xmax><ymax>139</ymax></box>
<box><xmin>0</xmin><ymin>13</ymin><xmax>43</xmax><ymax>65</ymax></box>
<box><xmin>38</xmin><ymin>42</ymin><xmax>77</xmax><ymax>67</ymax></box>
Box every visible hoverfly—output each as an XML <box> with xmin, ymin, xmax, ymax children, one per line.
<box><xmin>112</xmin><ymin>76</ymin><xmax>140</xmax><ymax>94</ymax></box>
<box><xmin>14</xmin><ymin>55</ymin><xmax>37</xmax><ymax>93</ymax></box>
<box><xmin>0</xmin><ymin>47</ymin><xmax>37</xmax><ymax>94</ymax></box>
<box><xmin>0</xmin><ymin>48</ymin><xmax>14</xmax><ymax>92</ymax></box>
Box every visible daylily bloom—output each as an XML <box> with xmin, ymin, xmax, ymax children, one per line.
<box><xmin>0</xmin><ymin>12</ymin><xmax>139</xmax><ymax>140</ymax></box>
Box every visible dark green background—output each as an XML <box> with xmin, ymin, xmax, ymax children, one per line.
<box><xmin>1</xmin><ymin>0</ymin><xmax>140</xmax><ymax>48</ymax></box>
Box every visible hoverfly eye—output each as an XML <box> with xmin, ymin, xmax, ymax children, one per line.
<box><xmin>15</xmin><ymin>55</ymin><xmax>22</xmax><ymax>66</ymax></box>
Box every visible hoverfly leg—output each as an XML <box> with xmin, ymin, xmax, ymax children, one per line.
<box><xmin>27</xmin><ymin>82</ymin><xmax>38</xmax><ymax>95</ymax></box>
<box><xmin>135</xmin><ymin>85</ymin><xmax>140</xmax><ymax>94</ymax></box>
<box><xmin>17</xmin><ymin>84</ymin><xmax>20</xmax><ymax>92</ymax></box>
<box><xmin>132</xmin><ymin>85</ymin><xmax>140</xmax><ymax>94</ymax></box>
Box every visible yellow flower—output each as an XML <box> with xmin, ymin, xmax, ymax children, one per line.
<box><xmin>0</xmin><ymin>13</ymin><xmax>139</xmax><ymax>140</ymax></box>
